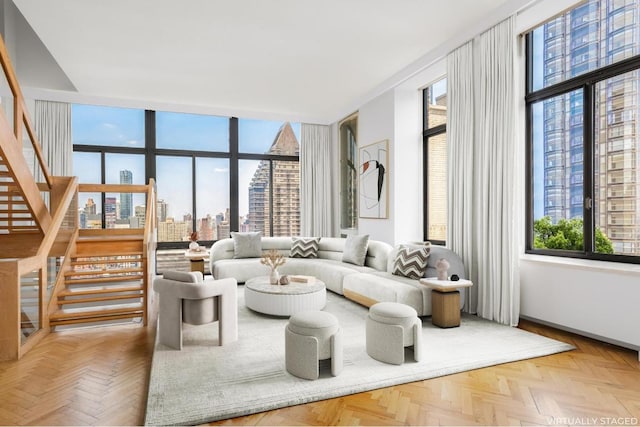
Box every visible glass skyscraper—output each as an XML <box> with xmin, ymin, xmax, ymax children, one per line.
<box><xmin>541</xmin><ymin>0</ymin><xmax>640</xmax><ymax>255</ymax></box>
<box><xmin>119</xmin><ymin>169</ymin><xmax>133</xmax><ymax>220</ymax></box>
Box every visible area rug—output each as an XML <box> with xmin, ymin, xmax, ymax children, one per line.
<box><xmin>145</xmin><ymin>289</ymin><xmax>573</xmax><ymax>425</ymax></box>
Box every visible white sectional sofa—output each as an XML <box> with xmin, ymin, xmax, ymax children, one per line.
<box><xmin>209</xmin><ymin>236</ymin><xmax>466</xmax><ymax>316</ymax></box>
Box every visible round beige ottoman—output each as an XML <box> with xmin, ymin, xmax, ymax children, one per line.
<box><xmin>285</xmin><ymin>311</ymin><xmax>343</xmax><ymax>380</ymax></box>
<box><xmin>366</xmin><ymin>302</ymin><xmax>422</xmax><ymax>365</ymax></box>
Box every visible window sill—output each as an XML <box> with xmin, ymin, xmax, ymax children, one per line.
<box><xmin>520</xmin><ymin>253</ymin><xmax>640</xmax><ymax>276</ymax></box>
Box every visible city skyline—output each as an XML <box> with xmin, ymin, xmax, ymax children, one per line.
<box><xmin>72</xmin><ymin>104</ymin><xmax>302</xmax><ymax>240</ymax></box>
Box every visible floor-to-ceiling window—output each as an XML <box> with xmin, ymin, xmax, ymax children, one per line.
<box><xmin>526</xmin><ymin>0</ymin><xmax>640</xmax><ymax>262</ymax></box>
<box><xmin>423</xmin><ymin>77</ymin><xmax>447</xmax><ymax>244</ymax></box>
<box><xmin>72</xmin><ymin>106</ymin><xmax>301</xmax><ymax>271</ymax></box>
<box><xmin>72</xmin><ymin>105</ymin><xmax>146</xmax><ymax>229</ymax></box>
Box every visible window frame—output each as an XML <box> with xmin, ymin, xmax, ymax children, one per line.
<box><xmin>73</xmin><ymin>110</ymin><xmax>300</xmax><ymax>250</ymax></box>
<box><xmin>525</xmin><ymin>32</ymin><xmax>640</xmax><ymax>264</ymax></box>
<box><xmin>422</xmin><ymin>86</ymin><xmax>447</xmax><ymax>246</ymax></box>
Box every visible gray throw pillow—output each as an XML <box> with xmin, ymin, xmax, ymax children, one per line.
<box><xmin>231</xmin><ymin>231</ymin><xmax>262</xmax><ymax>258</ymax></box>
<box><xmin>342</xmin><ymin>234</ymin><xmax>369</xmax><ymax>266</ymax></box>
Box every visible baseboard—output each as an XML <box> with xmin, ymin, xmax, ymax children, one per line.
<box><xmin>519</xmin><ymin>314</ymin><xmax>640</xmax><ymax>353</ymax></box>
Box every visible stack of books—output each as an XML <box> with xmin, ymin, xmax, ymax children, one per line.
<box><xmin>289</xmin><ymin>275</ymin><xmax>316</xmax><ymax>284</ymax></box>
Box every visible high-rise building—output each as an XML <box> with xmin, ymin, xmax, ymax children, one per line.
<box><xmin>426</xmin><ymin>89</ymin><xmax>447</xmax><ymax>241</ymax></box>
<box><xmin>247</xmin><ymin>122</ymin><xmax>300</xmax><ymax>236</ymax></box>
<box><xmin>105</xmin><ymin>196</ymin><xmax>117</xmax><ymax>228</ymax></box>
<box><xmin>157</xmin><ymin>199</ymin><xmax>168</xmax><ymax>222</ymax></box>
<box><xmin>542</xmin><ymin>0</ymin><xmax>640</xmax><ymax>255</ymax></box>
<box><xmin>81</xmin><ymin>197</ymin><xmax>101</xmax><ymax>229</ymax></box>
<box><xmin>157</xmin><ymin>218</ymin><xmax>190</xmax><ymax>242</ymax></box>
<box><xmin>120</xmin><ymin>170</ymin><xmax>133</xmax><ymax>220</ymax></box>
<box><xmin>198</xmin><ymin>215</ymin><xmax>214</xmax><ymax>241</ymax></box>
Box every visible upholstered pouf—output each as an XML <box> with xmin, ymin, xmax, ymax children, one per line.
<box><xmin>285</xmin><ymin>311</ymin><xmax>343</xmax><ymax>380</ymax></box>
<box><xmin>366</xmin><ymin>302</ymin><xmax>422</xmax><ymax>365</ymax></box>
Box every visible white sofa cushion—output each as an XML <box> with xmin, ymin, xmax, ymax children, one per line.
<box><xmin>213</xmin><ymin>256</ymin><xmax>377</xmax><ymax>295</ymax></box>
<box><xmin>343</xmin><ymin>273</ymin><xmax>426</xmax><ymax>315</ymax></box>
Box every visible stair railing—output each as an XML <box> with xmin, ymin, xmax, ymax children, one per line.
<box><xmin>142</xmin><ymin>178</ymin><xmax>157</xmax><ymax>325</ymax></box>
<box><xmin>0</xmin><ymin>34</ymin><xmax>52</xmax><ymax>189</ymax></box>
<box><xmin>0</xmin><ymin>176</ymin><xmax>78</xmax><ymax>360</ymax></box>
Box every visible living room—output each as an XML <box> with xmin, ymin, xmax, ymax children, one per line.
<box><xmin>1</xmin><ymin>0</ymin><xmax>639</xmax><ymax>425</ymax></box>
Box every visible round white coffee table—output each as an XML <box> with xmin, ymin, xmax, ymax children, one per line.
<box><xmin>244</xmin><ymin>276</ymin><xmax>326</xmax><ymax>316</ymax></box>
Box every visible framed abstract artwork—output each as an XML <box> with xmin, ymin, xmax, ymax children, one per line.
<box><xmin>359</xmin><ymin>139</ymin><xmax>388</xmax><ymax>219</ymax></box>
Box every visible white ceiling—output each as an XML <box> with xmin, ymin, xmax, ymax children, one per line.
<box><xmin>13</xmin><ymin>0</ymin><xmax>517</xmax><ymax>124</ymax></box>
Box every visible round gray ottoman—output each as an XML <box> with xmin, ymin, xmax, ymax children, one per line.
<box><xmin>285</xmin><ymin>311</ymin><xmax>343</xmax><ymax>380</ymax></box>
<box><xmin>366</xmin><ymin>302</ymin><xmax>423</xmax><ymax>365</ymax></box>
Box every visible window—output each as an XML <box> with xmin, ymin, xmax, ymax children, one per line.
<box><xmin>73</xmin><ymin>106</ymin><xmax>300</xmax><ymax>246</ymax></box>
<box><xmin>339</xmin><ymin>113</ymin><xmax>358</xmax><ymax>230</ymax></box>
<box><xmin>238</xmin><ymin>120</ymin><xmax>300</xmax><ymax>236</ymax></box>
<box><xmin>72</xmin><ymin>105</ymin><xmax>146</xmax><ymax>229</ymax></box>
<box><xmin>526</xmin><ymin>0</ymin><xmax>640</xmax><ymax>261</ymax></box>
<box><xmin>423</xmin><ymin>77</ymin><xmax>447</xmax><ymax>244</ymax></box>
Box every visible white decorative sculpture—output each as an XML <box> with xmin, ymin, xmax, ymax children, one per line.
<box><xmin>436</xmin><ymin>258</ymin><xmax>449</xmax><ymax>280</ymax></box>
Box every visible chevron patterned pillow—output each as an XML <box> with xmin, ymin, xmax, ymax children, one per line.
<box><xmin>392</xmin><ymin>245</ymin><xmax>430</xmax><ymax>279</ymax></box>
<box><xmin>290</xmin><ymin>237</ymin><xmax>321</xmax><ymax>258</ymax></box>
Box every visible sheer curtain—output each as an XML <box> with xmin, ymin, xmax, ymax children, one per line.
<box><xmin>447</xmin><ymin>40</ymin><xmax>476</xmax><ymax>314</ymax></box>
<box><xmin>447</xmin><ymin>16</ymin><xmax>520</xmax><ymax>325</ymax></box>
<box><xmin>300</xmin><ymin>123</ymin><xmax>333</xmax><ymax>236</ymax></box>
<box><xmin>33</xmin><ymin>100</ymin><xmax>72</xmax><ymax>177</ymax></box>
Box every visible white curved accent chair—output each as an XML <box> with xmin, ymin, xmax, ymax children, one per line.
<box><xmin>153</xmin><ymin>271</ymin><xmax>238</xmax><ymax>350</ymax></box>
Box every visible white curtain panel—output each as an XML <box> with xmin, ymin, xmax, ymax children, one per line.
<box><xmin>300</xmin><ymin>123</ymin><xmax>333</xmax><ymax>236</ymax></box>
<box><xmin>446</xmin><ymin>41</ymin><xmax>477</xmax><ymax>313</ymax></box>
<box><xmin>474</xmin><ymin>17</ymin><xmax>519</xmax><ymax>325</ymax></box>
<box><xmin>33</xmin><ymin>100</ymin><xmax>72</xmax><ymax>178</ymax></box>
<box><xmin>446</xmin><ymin>16</ymin><xmax>520</xmax><ymax>326</ymax></box>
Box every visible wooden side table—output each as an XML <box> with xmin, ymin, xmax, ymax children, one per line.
<box><xmin>419</xmin><ymin>277</ymin><xmax>473</xmax><ymax>328</ymax></box>
<box><xmin>184</xmin><ymin>249</ymin><xmax>209</xmax><ymax>274</ymax></box>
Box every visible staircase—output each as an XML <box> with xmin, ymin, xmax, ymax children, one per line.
<box><xmin>0</xmin><ymin>31</ymin><xmax>156</xmax><ymax>360</ymax></box>
<box><xmin>0</xmin><ymin>153</ymin><xmax>41</xmax><ymax>235</ymax></box>
<box><xmin>49</xmin><ymin>230</ymin><xmax>148</xmax><ymax>327</ymax></box>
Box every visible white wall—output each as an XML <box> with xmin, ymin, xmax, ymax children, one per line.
<box><xmin>357</xmin><ymin>89</ymin><xmax>395</xmax><ymax>244</ymax></box>
<box><xmin>520</xmin><ymin>257</ymin><xmax>640</xmax><ymax>349</ymax></box>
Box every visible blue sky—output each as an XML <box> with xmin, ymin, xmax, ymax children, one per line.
<box><xmin>72</xmin><ymin>104</ymin><xmax>300</xmax><ymax>220</ymax></box>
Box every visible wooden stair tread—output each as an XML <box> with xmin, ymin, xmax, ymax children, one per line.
<box><xmin>57</xmin><ymin>293</ymin><xmax>143</xmax><ymax>305</ymax></box>
<box><xmin>71</xmin><ymin>257</ymin><xmax>142</xmax><ymax>266</ymax></box>
<box><xmin>65</xmin><ymin>267</ymin><xmax>144</xmax><ymax>277</ymax></box>
<box><xmin>72</xmin><ymin>251</ymin><xmax>143</xmax><ymax>259</ymax></box>
<box><xmin>77</xmin><ymin>236</ymin><xmax>144</xmax><ymax>243</ymax></box>
<box><xmin>64</xmin><ymin>274</ymin><xmax>144</xmax><ymax>285</ymax></box>
<box><xmin>50</xmin><ymin>305</ymin><xmax>144</xmax><ymax>320</ymax></box>
<box><xmin>49</xmin><ymin>312</ymin><xmax>143</xmax><ymax>326</ymax></box>
<box><xmin>58</xmin><ymin>286</ymin><xmax>144</xmax><ymax>297</ymax></box>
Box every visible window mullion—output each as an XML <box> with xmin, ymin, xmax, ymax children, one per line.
<box><xmin>192</xmin><ymin>155</ymin><xmax>197</xmax><ymax>237</ymax></box>
<box><xmin>583</xmin><ymin>84</ymin><xmax>595</xmax><ymax>255</ymax></box>
<box><xmin>269</xmin><ymin>160</ymin><xmax>274</xmax><ymax>237</ymax></box>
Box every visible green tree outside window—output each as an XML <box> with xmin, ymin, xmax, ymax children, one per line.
<box><xmin>533</xmin><ymin>216</ymin><xmax>614</xmax><ymax>254</ymax></box>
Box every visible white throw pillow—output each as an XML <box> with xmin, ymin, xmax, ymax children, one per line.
<box><xmin>342</xmin><ymin>234</ymin><xmax>369</xmax><ymax>266</ymax></box>
<box><xmin>231</xmin><ymin>231</ymin><xmax>262</xmax><ymax>258</ymax></box>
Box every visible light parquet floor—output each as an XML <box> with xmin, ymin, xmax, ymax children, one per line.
<box><xmin>0</xmin><ymin>317</ymin><xmax>638</xmax><ymax>426</ymax></box>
